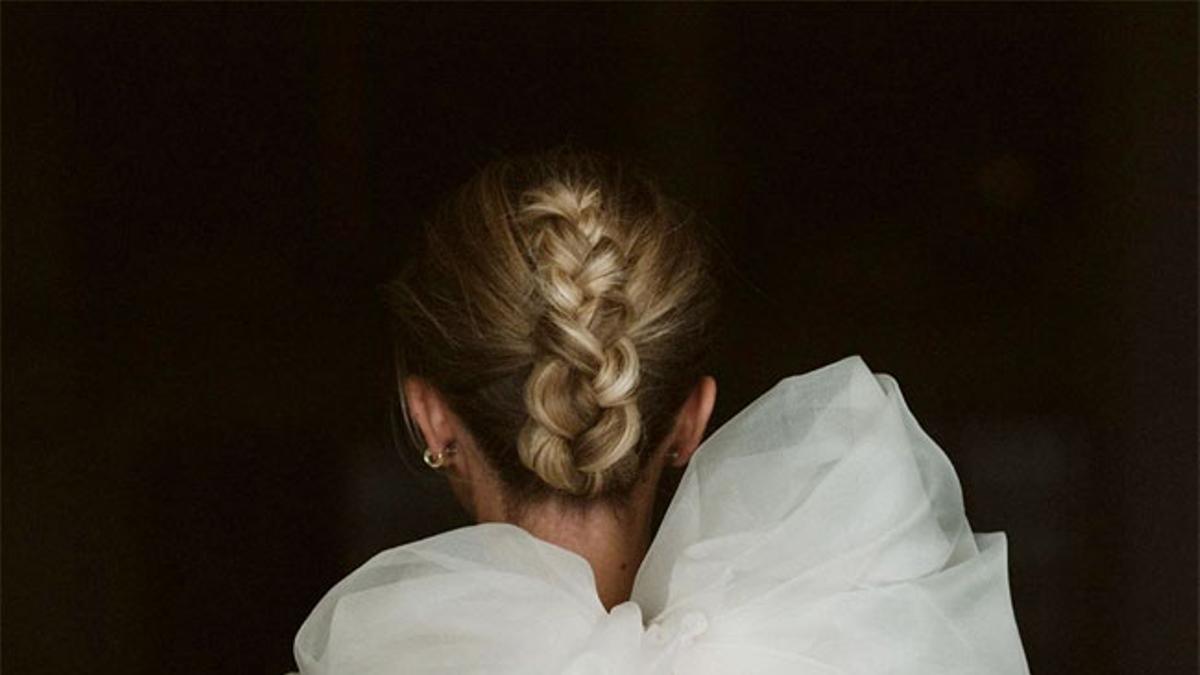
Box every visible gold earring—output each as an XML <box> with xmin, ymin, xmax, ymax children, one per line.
<box><xmin>422</xmin><ymin>442</ymin><xmax>456</xmax><ymax>470</ymax></box>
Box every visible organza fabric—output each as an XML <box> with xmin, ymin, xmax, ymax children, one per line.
<box><xmin>293</xmin><ymin>356</ymin><xmax>1030</xmax><ymax>674</ymax></box>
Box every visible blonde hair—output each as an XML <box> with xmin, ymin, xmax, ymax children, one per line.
<box><xmin>384</xmin><ymin>151</ymin><xmax>716</xmax><ymax>502</ymax></box>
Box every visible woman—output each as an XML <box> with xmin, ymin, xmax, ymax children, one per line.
<box><xmin>292</xmin><ymin>151</ymin><xmax>1030</xmax><ymax>674</ymax></box>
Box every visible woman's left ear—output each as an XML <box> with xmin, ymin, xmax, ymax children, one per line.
<box><xmin>403</xmin><ymin>375</ymin><xmax>459</xmax><ymax>459</ymax></box>
<box><xmin>668</xmin><ymin>376</ymin><xmax>717</xmax><ymax>467</ymax></box>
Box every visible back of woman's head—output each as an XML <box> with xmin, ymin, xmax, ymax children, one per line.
<box><xmin>384</xmin><ymin>150</ymin><xmax>717</xmax><ymax>504</ymax></box>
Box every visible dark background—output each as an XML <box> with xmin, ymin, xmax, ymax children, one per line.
<box><xmin>4</xmin><ymin>5</ymin><xmax>1196</xmax><ymax>674</ymax></box>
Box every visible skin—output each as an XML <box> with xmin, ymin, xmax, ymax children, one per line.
<box><xmin>403</xmin><ymin>375</ymin><xmax>717</xmax><ymax>611</ymax></box>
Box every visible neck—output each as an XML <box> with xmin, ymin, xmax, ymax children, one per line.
<box><xmin>460</xmin><ymin>447</ymin><xmax>670</xmax><ymax>611</ymax></box>
<box><xmin>516</xmin><ymin>491</ymin><xmax>657</xmax><ymax>610</ymax></box>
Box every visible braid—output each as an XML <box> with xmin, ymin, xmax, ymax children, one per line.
<box><xmin>517</xmin><ymin>181</ymin><xmax>643</xmax><ymax>496</ymax></box>
<box><xmin>386</xmin><ymin>150</ymin><xmax>718</xmax><ymax>504</ymax></box>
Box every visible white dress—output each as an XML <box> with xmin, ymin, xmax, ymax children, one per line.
<box><xmin>292</xmin><ymin>356</ymin><xmax>1030</xmax><ymax>674</ymax></box>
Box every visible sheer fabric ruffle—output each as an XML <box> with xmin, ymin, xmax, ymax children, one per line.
<box><xmin>293</xmin><ymin>356</ymin><xmax>1030</xmax><ymax>674</ymax></box>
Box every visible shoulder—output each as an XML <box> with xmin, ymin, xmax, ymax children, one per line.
<box><xmin>293</xmin><ymin>523</ymin><xmax>606</xmax><ymax>675</ymax></box>
<box><xmin>632</xmin><ymin>355</ymin><xmax>1031</xmax><ymax>674</ymax></box>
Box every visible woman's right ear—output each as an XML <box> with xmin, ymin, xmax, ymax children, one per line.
<box><xmin>668</xmin><ymin>375</ymin><xmax>717</xmax><ymax>467</ymax></box>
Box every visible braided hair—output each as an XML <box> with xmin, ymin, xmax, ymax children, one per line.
<box><xmin>385</xmin><ymin>150</ymin><xmax>716</xmax><ymax>503</ymax></box>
